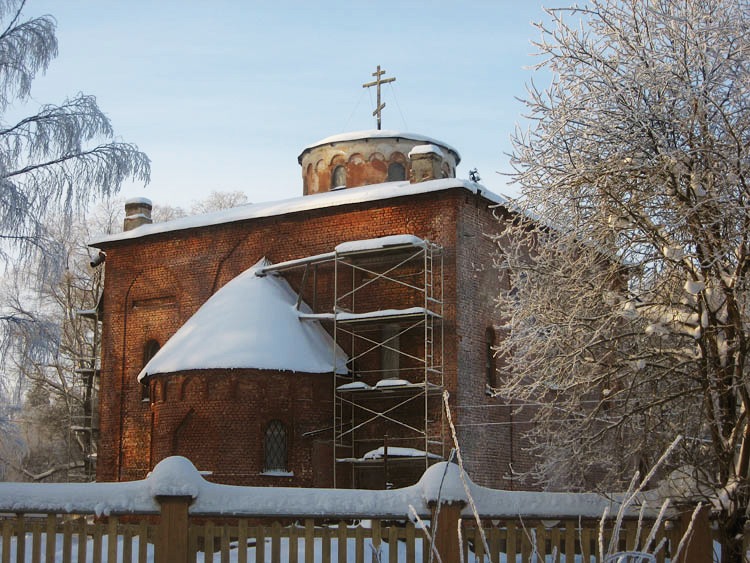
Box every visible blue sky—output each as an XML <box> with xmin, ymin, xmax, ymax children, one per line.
<box><xmin>17</xmin><ymin>1</ymin><xmax>564</xmax><ymax>208</ymax></box>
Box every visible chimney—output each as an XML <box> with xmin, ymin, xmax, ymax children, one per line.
<box><xmin>124</xmin><ymin>197</ymin><xmax>153</xmax><ymax>231</ymax></box>
<box><xmin>408</xmin><ymin>144</ymin><xmax>444</xmax><ymax>183</ymax></box>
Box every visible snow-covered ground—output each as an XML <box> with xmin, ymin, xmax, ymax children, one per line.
<box><xmin>0</xmin><ymin>524</ymin><xmax>469</xmax><ymax>563</ymax></box>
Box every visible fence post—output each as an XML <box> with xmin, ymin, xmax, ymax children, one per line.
<box><xmin>156</xmin><ymin>495</ymin><xmax>192</xmax><ymax>563</ymax></box>
<box><xmin>420</xmin><ymin>462</ymin><xmax>470</xmax><ymax>561</ymax></box>
<box><xmin>147</xmin><ymin>456</ymin><xmax>203</xmax><ymax>563</ymax></box>
<box><xmin>430</xmin><ymin>501</ymin><xmax>464</xmax><ymax>562</ymax></box>
<box><xmin>674</xmin><ymin>504</ymin><xmax>712</xmax><ymax>563</ymax></box>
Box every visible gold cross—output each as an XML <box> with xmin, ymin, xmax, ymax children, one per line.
<box><xmin>362</xmin><ymin>65</ymin><xmax>396</xmax><ymax>130</ymax></box>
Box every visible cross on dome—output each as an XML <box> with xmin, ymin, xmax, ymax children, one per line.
<box><xmin>362</xmin><ymin>65</ymin><xmax>396</xmax><ymax>130</ymax></box>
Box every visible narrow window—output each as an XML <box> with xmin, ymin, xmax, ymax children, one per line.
<box><xmin>485</xmin><ymin>327</ymin><xmax>497</xmax><ymax>389</ymax></box>
<box><xmin>142</xmin><ymin>340</ymin><xmax>160</xmax><ymax>401</ymax></box>
<box><xmin>144</xmin><ymin>339</ymin><xmax>160</xmax><ymax>364</ymax></box>
<box><xmin>264</xmin><ymin>420</ymin><xmax>288</xmax><ymax>472</ymax></box>
<box><xmin>331</xmin><ymin>165</ymin><xmax>346</xmax><ymax>189</ymax></box>
<box><xmin>387</xmin><ymin>162</ymin><xmax>406</xmax><ymax>181</ymax></box>
<box><xmin>141</xmin><ymin>381</ymin><xmax>151</xmax><ymax>402</ymax></box>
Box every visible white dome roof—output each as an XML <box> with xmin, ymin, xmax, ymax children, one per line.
<box><xmin>138</xmin><ymin>259</ymin><xmax>347</xmax><ymax>380</ymax></box>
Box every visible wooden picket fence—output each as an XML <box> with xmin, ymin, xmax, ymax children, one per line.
<box><xmin>0</xmin><ymin>515</ymin><xmax>154</xmax><ymax>563</ymax></box>
<box><xmin>0</xmin><ymin>513</ymin><xmax>706</xmax><ymax>562</ymax></box>
<box><xmin>0</xmin><ymin>457</ymin><xmax>714</xmax><ymax>563</ymax></box>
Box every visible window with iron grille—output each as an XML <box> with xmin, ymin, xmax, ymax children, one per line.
<box><xmin>264</xmin><ymin>420</ymin><xmax>287</xmax><ymax>472</ymax></box>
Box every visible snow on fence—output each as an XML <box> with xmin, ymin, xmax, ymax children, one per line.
<box><xmin>0</xmin><ymin>457</ymin><xmax>708</xmax><ymax>563</ymax></box>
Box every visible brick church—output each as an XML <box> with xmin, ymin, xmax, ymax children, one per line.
<box><xmin>90</xmin><ymin>127</ymin><xmax>532</xmax><ymax>490</ymax></box>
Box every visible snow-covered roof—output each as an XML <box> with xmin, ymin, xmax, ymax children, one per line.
<box><xmin>298</xmin><ymin>130</ymin><xmax>460</xmax><ymax>162</ymax></box>
<box><xmin>91</xmin><ymin>178</ymin><xmax>502</xmax><ymax>246</ymax></box>
<box><xmin>137</xmin><ymin>259</ymin><xmax>347</xmax><ymax>380</ymax></box>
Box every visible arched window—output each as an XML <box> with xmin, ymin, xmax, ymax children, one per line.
<box><xmin>331</xmin><ymin>165</ymin><xmax>346</xmax><ymax>189</ymax></box>
<box><xmin>485</xmin><ymin>327</ymin><xmax>497</xmax><ymax>389</ymax></box>
<box><xmin>144</xmin><ymin>339</ymin><xmax>160</xmax><ymax>364</ymax></box>
<box><xmin>142</xmin><ymin>340</ymin><xmax>160</xmax><ymax>401</ymax></box>
<box><xmin>264</xmin><ymin>420</ymin><xmax>288</xmax><ymax>472</ymax></box>
<box><xmin>387</xmin><ymin>162</ymin><xmax>406</xmax><ymax>181</ymax></box>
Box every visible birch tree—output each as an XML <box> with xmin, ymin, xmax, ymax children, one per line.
<box><xmin>0</xmin><ymin>0</ymin><xmax>148</xmax><ymax>438</ymax></box>
<box><xmin>0</xmin><ymin>0</ymin><xmax>149</xmax><ymax>269</ymax></box>
<box><xmin>495</xmin><ymin>1</ymin><xmax>750</xmax><ymax>558</ymax></box>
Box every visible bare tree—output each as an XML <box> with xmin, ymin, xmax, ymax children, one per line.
<box><xmin>190</xmin><ymin>190</ymin><xmax>248</xmax><ymax>214</ymax></box>
<box><xmin>495</xmin><ymin>1</ymin><xmax>750</xmax><ymax>559</ymax></box>
<box><xmin>0</xmin><ymin>191</ymin><xmax>251</xmax><ymax>481</ymax></box>
<box><xmin>0</xmin><ymin>211</ymin><xmax>106</xmax><ymax>481</ymax></box>
<box><xmin>0</xmin><ymin>0</ymin><xmax>148</xmax><ymax>474</ymax></box>
<box><xmin>0</xmin><ymin>0</ymin><xmax>149</xmax><ymax>269</ymax></box>
<box><xmin>138</xmin><ymin>190</ymin><xmax>248</xmax><ymax>223</ymax></box>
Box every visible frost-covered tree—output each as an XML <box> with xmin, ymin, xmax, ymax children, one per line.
<box><xmin>0</xmin><ymin>0</ymin><xmax>149</xmax><ymax>269</ymax></box>
<box><xmin>189</xmin><ymin>189</ymin><xmax>248</xmax><ymax>214</ymax></box>
<box><xmin>0</xmin><ymin>0</ymin><xmax>148</xmax><ymax>468</ymax></box>
<box><xmin>0</xmin><ymin>191</ymin><xmax>249</xmax><ymax>481</ymax></box>
<box><xmin>0</xmin><ymin>210</ymin><xmax>108</xmax><ymax>481</ymax></box>
<box><xmin>137</xmin><ymin>190</ymin><xmax>249</xmax><ymax>223</ymax></box>
<box><xmin>495</xmin><ymin>0</ymin><xmax>750</xmax><ymax>558</ymax></box>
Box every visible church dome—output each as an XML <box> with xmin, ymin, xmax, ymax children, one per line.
<box><xmin>298</xmin><ymin>130</ymin><xmax>461</xmax><ymax>195</ymax></box>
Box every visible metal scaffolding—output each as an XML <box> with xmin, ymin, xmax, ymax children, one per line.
<box><xmin>330</xmin><ymin>237</ymin><xmax>445</xmax><ymax>488</ymax></box>
<box><xmin>70</xmin><ymin>304</ymin><xmax>101</xmax><ymax>481</ymax></box>
<box><xmin>262</xmin><ymin>235</ymin><xmax>445</xmax><ymax>488</ymax></box>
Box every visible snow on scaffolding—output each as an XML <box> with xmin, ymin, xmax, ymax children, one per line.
<box><xmin>300</xmin><ymin>307</ymin><xmax>437</xmax><ymax>323</ymax></box>
<box><xmin>336</xmin><ymin>380</ymin><xmax>441</xmax><ymax>393</ymax></box>
<box><xmin>336</xmin><ymin>381</ymin><xmax>372</xmax><ymax>391</ymax></box>
<box><xmin>373</xmin><ymin>378</ymin><xmax>411</xmax><ymax>388</ymax></box>
<box><xmin>362</xmin><ymin>447</ymin><xmax>443</xmax><ymax>461</ymax></box>
<box><xmin>336</xmin><ymin>379</ymin><xmax>410</xmax><ymax>391</ymax></box>
<box><xmin>338</xmin><ymin>307</ymin><xmax>435</xmax><ymax>321</ymax></box>
<box><xmin>334</xmin><ymin>234</ymin><xmax>426</xmax><ymax>255</ymax></box>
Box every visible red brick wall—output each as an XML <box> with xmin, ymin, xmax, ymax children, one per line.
<box><xmin>454</xmin><ymin>199</ymin><xmax>537</xmax><ymax>490</ymax></box>
<box><xmin>95</xmin><ymin>187</ymin><xmax>535</xmax><ymax>489</ymax></box>
<box><xmin>148</xmin><ymin>369</ymin><xmax>333</xmax><ymax>487</ymax></box>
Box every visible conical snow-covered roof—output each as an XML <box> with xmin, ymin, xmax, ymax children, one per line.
<box><xmin>137</xmin><ymin>259</ymin><xmax>347</xmax><ymax>380</ymax></box>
